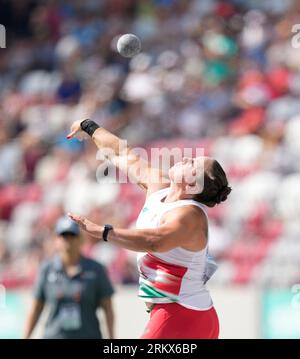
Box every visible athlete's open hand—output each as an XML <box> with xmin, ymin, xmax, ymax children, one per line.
<box><xmin>67</xmin><ymin>120</ymin><xmax>88</xmax><ymax>140</ymax></box>
<box><xmin>68</xmin><ymin>213</ymin><xmax>102</xmax><ymax>239</ymax></box>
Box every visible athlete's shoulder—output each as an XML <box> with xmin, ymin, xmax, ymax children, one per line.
<box><xmin>162</xmin><ymin>203</ymin><xmax>207</xmax><ymax>226</ymax></box>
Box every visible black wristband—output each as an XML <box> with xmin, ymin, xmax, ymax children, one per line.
<box><xmin>102</xmin><ymin>224</ymin><xmax>113</xmax><ymax>242</ymax></box>
<box><xmin>80</xmin><ymin>119</ymin><xmax>100</xmax><ymax>137</ymax></box>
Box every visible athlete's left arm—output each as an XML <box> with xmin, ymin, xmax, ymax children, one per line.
<box><xmin>68</xmin><ymin>207</ymin><xmax>207</xmax><ymax>253</ymax></box>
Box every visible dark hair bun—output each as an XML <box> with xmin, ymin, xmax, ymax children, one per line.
<box><xmin>215</xmin><ymin>186</ymin><xmax>232</xmax><ymax>204</ymax></box>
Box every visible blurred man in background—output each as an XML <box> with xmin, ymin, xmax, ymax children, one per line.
<box><xmin>23</xmin><ymin>216</ymin><xmax>115</xmax><ymax>339</ymax></box>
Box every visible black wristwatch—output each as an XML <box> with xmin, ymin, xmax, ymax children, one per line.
<box><xmin>102</xmin><ymin>224</ymin><xmax>113</xmax><ymax>242</ymax></box>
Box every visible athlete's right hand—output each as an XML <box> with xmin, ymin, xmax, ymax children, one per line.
<box><xmin>67</xmin><ymin>120</ymin><xmax>88</xmax><ymax>140</ymax></box>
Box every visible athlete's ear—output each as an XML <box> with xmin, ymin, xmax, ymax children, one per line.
<box><xmin>185</xmin><ymin>181</ymin><xmax>203</xmax><ymax>195</ymax></box>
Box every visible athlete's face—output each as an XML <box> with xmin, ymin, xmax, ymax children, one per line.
<box><xmin>169</xmin><ymin>156</ymin><xmax>207</xmax><ymax>194</ymax></box>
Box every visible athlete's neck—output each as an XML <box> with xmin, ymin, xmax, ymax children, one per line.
<box><xmin>164</xmin><ymin>183</ymin><xmax>194</xmax><ymax>203</ymax></box>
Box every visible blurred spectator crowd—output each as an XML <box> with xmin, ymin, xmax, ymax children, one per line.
<box><xmin>1</xmin><ymin>0</ymin><xmax>300</xmax><ymax>289</ymax></box>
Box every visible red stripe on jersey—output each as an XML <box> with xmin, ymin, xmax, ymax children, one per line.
<box><xmin>141</xmin><ymin>253</ymin><xmax>188</xmax><ymax>295</ymax></box>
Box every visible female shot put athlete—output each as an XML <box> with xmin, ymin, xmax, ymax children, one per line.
<box><xmin>67</xmin><ymin>119</ymin><xmax>231</xmax><ymax>339</ymax></box>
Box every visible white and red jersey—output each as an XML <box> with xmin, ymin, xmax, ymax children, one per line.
<box><xmin>136</xmin><ymin>187</ymin><xmax>215</xmax><ymax>310</ymax></box>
